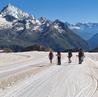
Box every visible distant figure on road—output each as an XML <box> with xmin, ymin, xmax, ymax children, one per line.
<box><xmin>49</xmin><ymin>51</ymin><xmax>54</xmax><ymax>63</ymax></box>
<box><xmin>56</xmin><ymin>52</ymin><xmax>61</xmax><ymax>65</ymax></box>
<box><xmin>78</xmin><ymin>49</ymin><xmax>85</xmax><ymax>64</ymax></box>
<box><xmin>68</xmin><ymin>50</ymin><xmax>72</xmax><ymax>63</ymax></box>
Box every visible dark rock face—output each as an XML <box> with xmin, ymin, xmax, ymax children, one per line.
<box><xmin>23</xmin><ymin>44</ymin><xmax>50</xmax><ymax>52</ymax></box>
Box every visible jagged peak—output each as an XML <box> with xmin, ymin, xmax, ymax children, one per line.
<box><xmin>0</xmin><ymin>4</ymin><xmax>33</xmax><ymax>20</ymax></box>
<box><xmin>8</xmin><ymin>3</ymin><xmax>12</xmax><ymax>6</ymax></box>
<box><xmin>6</xmin><ymin>3</ymin><xmax>12</xmax><ymax>8</ymax></box>
<box><xmin>1</xmin><ymin>3</ymin><xmax>17</xmax><ymax>13</ymax></box>
<box><xmin>53</xmin><ymin>19</ymin><xmax>61</xmax><ymax>23</ymax></box>
<box><xmin>53</xmin><ymin>19</ymin><xmax>68</xmax><ymax>29</ymax></box>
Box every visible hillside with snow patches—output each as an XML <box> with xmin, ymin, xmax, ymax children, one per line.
<box><xmin>0</xmin><ymin>51</ymin><xmax>98</xmax><ymax>97</ymax></box>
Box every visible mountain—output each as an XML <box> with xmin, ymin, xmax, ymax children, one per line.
<box><xmin>69</xmin><ymin>23</ymin><xmax>98</xmax><ymax>40</ymax></box>
<box><xmin>0</xmin><ymin>3</ymin><xmax>32</xmax><ymax>21</ymax></box>
<box><xmin>88</xmin><ymin>33</ymin><xmax>98</xmax><ymax>50</ymax></box>
<box><xmin>0</xmin><ymin>4</ymin><xmax>89</xmax><ymax>52</ymax></box>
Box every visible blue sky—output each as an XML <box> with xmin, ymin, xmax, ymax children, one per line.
<box><xmin>0</xmin><ymin>0</ymin><xmax>98</xmax><ymax>23</ymax></box>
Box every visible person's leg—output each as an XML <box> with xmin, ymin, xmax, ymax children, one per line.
<box><xmin>69</xmin><ymin>58</ymin><xmax>71</xmax><ymax>63</ymax></box>
<box><xmin>59</xmin><ymin>58</ymin><xmax>61</xmax><ymax>65</ymax></box>
<box><xmin>57</xmin><ymin>58</ymin><xmax>59</xmax><ymax>65</ymax></box>
<box><xmin>50</xmin><ymin>59</ymin><xmax>52</xmax><ymax>63</ymax></box>
<box><xmin>70</xmin><ymin>58</ymin><xmax>72</xmax><ymax>63</ymax></box>
<box><xmin>81</xmin><ymin>57</ymin><xmax>84</xmax><ymax>63</ymax></box>
<box><xmin>79</xmin><ymin>57</ymin><xmax>81</xmax><ymax>64</ymax></box>
<box><xmin>58</xmin><ymin>57</ymin><xmax>61</xmax><ymax>65</ymax></box>
<box><xmin>68</xmin><ymin>58</ymin><xmax>70</xmax><ymax>63</ymax></box>
<box><xmin>49</xmin><ymin>58</ymin><xmax>51</xmax><ymax>63</ymax></box>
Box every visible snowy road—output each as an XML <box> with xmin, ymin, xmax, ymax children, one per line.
<box><xmin>0</xmin><ymin>52</ymin><xmax>50</xmax><ymax>79</ymax></box>
<box><xmin>0</xmin><ymin>51</ymin><xmax>98</xmax><ymax>97</ymax></box>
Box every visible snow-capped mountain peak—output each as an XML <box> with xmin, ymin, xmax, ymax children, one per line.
<box><xmin>0</xmin><ymin>4</ymin><xmax>32</xmax><ymax>20</ymax></box>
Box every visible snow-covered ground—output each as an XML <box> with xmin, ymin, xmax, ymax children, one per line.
<box><xmin>0</xmin><ymin>51</ymin><xmax>98</xmax><ymax>97</ymax></box>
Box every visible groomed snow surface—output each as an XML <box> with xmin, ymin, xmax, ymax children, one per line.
<box><xmin>0</xmin><ymin>51</ymin><xmax>98</xmax><ymax>97</ymax></box>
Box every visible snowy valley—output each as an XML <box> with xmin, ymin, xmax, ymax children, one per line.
<box><xmin>0</xmin><ymin>51</ymin><xmax>98</xmax><ymax>97</ymax></box>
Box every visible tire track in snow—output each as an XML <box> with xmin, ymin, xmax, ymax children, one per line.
<box><xmin>4</xmin><ymin>66</ymin><xmax>63</xmax><ymax>97</ymax></box>
<box><xmin>1</xmin><ymin>52</ymin><xmax>98</xmax><ymax>97</ymax></box>
<box><xmin>0</xmin><ymin>55</ymin><xmax>48</xmax><ymax>79</ymax></box>
<box><xmin>75</xmin><ymin>57</ymin><xmax>98</xmax><ymax>97</ymax></box>
<box><xmin>75</xmin><ymin>75</ymin><xmax>97</xmax><ymax>97</ymax></box>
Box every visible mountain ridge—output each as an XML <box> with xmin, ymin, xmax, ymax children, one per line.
<box><xmin>0</xmin><ymin>4</ymin><xmax>89</xmax><ymax>52</ymax></box>
<box><xmin>68</xmin><ymin>22</ymin><xmax>98</xmax><ymax>40</ymax></box>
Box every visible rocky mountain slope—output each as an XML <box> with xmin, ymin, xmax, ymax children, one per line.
<box><xmin>69</xmin><ymin>23</ymin><xmax>98</xmax><ymax>40</ymax></box>
<box><xmin>0</xmin><ymin>4</ymin><xmax>89</xmax><ymax>51</ymax></box>
<box><xmin>88</xmin><ymin>33</ymin><xmax>98</xmax><ymax>50</ymax></box>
